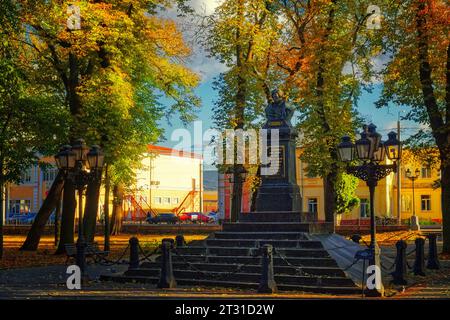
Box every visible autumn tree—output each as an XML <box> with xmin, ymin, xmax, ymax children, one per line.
<box><xmin>270</xmin><ymin>0</ymin><xmax>377</xmax><ymax>225</ymax></box>
<box><xmin>376</xmin><ymin>0</ymin><xmax>449</xmax><ymax>252</ymax></box>
<box><xmin>204</xmin><ymin>0</ymin><xmax>281</xmax><ymax>219</ymax></box>
<box><xmin>15</xmin><ymin>0</ymin><xmax>199</xmax><ymax>252</ymax></box>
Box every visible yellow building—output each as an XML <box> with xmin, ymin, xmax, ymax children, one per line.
<box><xmin>123</xmin><ymin>145</ymin><xmax>204</xmax><ymax>218</ymax></box>
<box><xmin>297</xmin><ymin>148</ymin><xmax>443</xmax><ymax>225</ymax></box>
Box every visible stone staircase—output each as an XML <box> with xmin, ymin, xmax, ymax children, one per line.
<box><xmin>102</xmin><ymin>219</ymin><xmax>360</xmax><ymax>295</ymax></box>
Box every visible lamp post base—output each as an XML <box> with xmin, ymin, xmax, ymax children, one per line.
<box><xmin>410</xmin><ymin>216</ymin><xmax>420</xmax><ymax>231</ymax></box>
<box><xmin>365</xmin><ymin>243</ymin><xmax>385</xmax><ymax>297</ymax></box>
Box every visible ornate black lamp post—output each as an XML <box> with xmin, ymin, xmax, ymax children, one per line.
<box><xmin>338</xmin><ymin>124</ymin><xmax>401</xmax><ymax>294</ymax></box>
<box><xmin>406</xmin><ymin>168</ymin><xmax>421</xmax><ymax>230</ymax></box>
<box><xmin>55</xmin><ymin>139</ymin><xmax>104</xmax><ymax>277</ymax></box>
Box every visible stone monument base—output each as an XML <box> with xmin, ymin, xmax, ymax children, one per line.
<box><xmin>239</xmin><ymin>211</ymin><xmax>318</xmax><ymax>223</ymax></box>
<box><xmin>255</xmin><ymin>183</ymin><xmax>302</xmax><ymax>212</ymax></box>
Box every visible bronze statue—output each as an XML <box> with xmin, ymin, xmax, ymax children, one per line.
<box><xmin>265</xmin><ymin>89</ymin><xmax>294</xmax><ymax>123</ymax></box>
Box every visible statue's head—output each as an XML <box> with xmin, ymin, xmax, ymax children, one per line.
<box><xmin>271</xmin><ymin>88</ymin><xmax>284</xmax><ymax>103</ymax></box>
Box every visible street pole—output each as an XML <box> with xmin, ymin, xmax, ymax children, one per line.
<box><xmin>368</xmin><ymin>182</ymin><xmax>377</xmax><ymax>250</ymax></box>
<box><xmin>76</xmin><ymin>187</ymin><xmax>86</xmax><ymax>277</ymax></box>
<box><xmin>397</xmin><ymin>118</ymin><xmax>402</xmax><ymax>225</ymax></box>
<box><xmin>412</xmin><ymin>178</ymin><xmax>415</xmax><ymax>218</ymax></box>
<box><xmin>104</xmin><ymin>164</ymin><xmax>110</xmax><ymax>252</ymax></box>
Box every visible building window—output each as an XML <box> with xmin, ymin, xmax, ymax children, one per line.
<box><xmin>172</xmin><ymin>197</ymin><xmax>179</xmax><ymax>204</ymax></box>
<box><xmin>9</xmin><ymin>200</ymin><xmax>31</xmax><ymax>214</ymax></box>
<box><xmin>21</xmin><ymin>168</ymin><xmax>32</xmax><ymax>183</ymax></box>
<box><xmin>163</xmin><ymin>197</ymin><xmax>171</xmax><ymax>204</ymax></box>
<box><xmin>421</xmin><ymin>167</ymin><xmax>431</xmax><ymax>179</ymax></box>
<box><xmin>421</xmin><ymin>195</ymin><xmax>431</xmax><ymax>211</ymax></box>
<box><xmin>307</xmin><ymin>198</ymin><xmax>318</xmax><ymax>213</ymax></box>
<box><xmin>360</xmin><ymin>198</ymin><xmax>370</xmax><ymax>218</ymax></box>
<box><xmin>43</xmin><ymin>168</ymin><xmax>57</xmax><ymax>181</ymax></box>
<box><xmin>401</xmin><ymin>194</ymin><xmax>412</xmax><ymax>212</ymax></box>
<box><xmin>154</xmin><ymin>197</ymin><xmax>162</xmax><ymax>204</ymax></box>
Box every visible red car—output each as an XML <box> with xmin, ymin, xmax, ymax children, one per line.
<box><xmin>179</xmin><ymin>212</ymin><xmax>213</xmax><ymax>223</ymax></box>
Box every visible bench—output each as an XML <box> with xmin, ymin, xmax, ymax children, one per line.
<box><xmin>65</xmin><ymin>242</ymin><xmax>110</xmax><ymax>264</ymax></box>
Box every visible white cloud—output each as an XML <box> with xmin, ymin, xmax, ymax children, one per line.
<box><xmin>191</xmin><ymin>0</ymin><xmax>222</xmax><ymax>15</ymax></box>
<box><xmin>342</xmin><ymin>54</ymin><xmax>391</xmax><ymax>84</ymax></box>
<box><xmin>157</xmin><ymin>0</ymin><xmax>226</xmax><ymax>82</ymax></box>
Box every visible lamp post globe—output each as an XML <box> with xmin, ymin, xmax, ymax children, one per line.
<box><xmin>367</xmin><ymin>123</ymin><xmax>382</xmax><ymax>158</ymax></box>
<box><xmin>355</xmin><ymin>131</ymin><xmax>371</xmax><ymax>161</ymax></box>
<box><xmin>384</xmin><ymin>131</ymin><xmax>401</xmax><ymax>161</ymax></box>
<box><xmin>337</xmin><ymin>136</ymin><xmax>354</xmax><ymax>162</ymax></box>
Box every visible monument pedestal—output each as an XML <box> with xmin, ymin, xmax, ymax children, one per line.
<box><xmin>255</xmin><ymin>120</ymin><xmax>302</xmax><ymax>213</ymax></box>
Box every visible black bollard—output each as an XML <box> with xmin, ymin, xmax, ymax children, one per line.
<box><xmin>426</xmin><ymin>234</ymin><xmax>440</xmax><ymax>270</ymax></box>
<box><xmin>258</xmin><ymin>244</ymin><xmax>277</xmax><ymax>294</ymax></box>
<box><xmin>175</xmin><ymin>235</ymin><xmax>185</xmax><ymax>248</ymax></box>
<box><xmin>128</xmin><ymin>237</ymin><xmax>140</xmax><ymax>270</ymax></box>
<box><xmin>157</xmin><ymin>240</ymin><xmax>177</xmax><ymax>289</ymax></box>
<box><xmin>390</xmin><ymin>240</ymin><xmax>408</xmax><ymax>285</ymax></box>
<box><xmin>350</xmin><ymin>234</ymin><xmax>362</xmax><ymax>244</ymax></box>
<box><xmin>162</xmin><ymin>238</ymin><xmax>175</xmax><ymax>249</ymax></box>
<box><xmin>413</xmin><ymin>237</ymin><xmax>426</xmax><ymax>276</ymax></box>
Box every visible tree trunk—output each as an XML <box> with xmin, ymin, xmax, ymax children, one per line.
<box><xmin>316</xmin><ymin>1</ymin><xmax>337</xmax><ymax>227</ymax></box>
<box><xmin>0</xmin><ymin>179</ymin><xmax>4</xmax><ymax>260</ymax></box>
<box><xmin>415</xmin><ymin>1</ymin><xmax>450</xmax><ymax>253</ymax></box>
<box><xmin>110</xmin><ymin>183</ymin><xmax>124</xmax><ymax>235</ymax></box>
<box><xmin>103</xmin><ymin>164</ymin><xmax>110</xmax><ymax>251</ymax></box>
<box><xmin>441</xmin><ymin>163</ymin><xmax>450</xmax><ymax>253</ymax></box>
<box><xmin>54</xmin><ymin>193</ymin><xmax>62</xmax><ymax>246</ymax></box>
<box><xmin>20</xmin><ymin>171</ymin><xmax>65</xmax><ymax>251</ymax></box>
<box><xmin>83</xmin><ymin>177</ymin><xmax>101</xmax><ymax>243</ymax></box>
<box><xmin>323</xmin><ymin>168</ymin><xmax>338</xmax><ymax>225</ymax></box>
<box><xmin>231</xmin><ymin>166</ymin><xmax>244</xmax><ymax>221</ymax></box>
<box><xmin>55</xmin><ymin>179</ymin><xmax>76</xmax><ymax>254</ymax></box>
<box><xmin>229</xmin><ymin>0</ymin><xmax>247</xmax><ymax>222</ymax></box>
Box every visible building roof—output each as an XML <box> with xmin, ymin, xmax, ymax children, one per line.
<box><xmin>147</xmin><ymin>145</ymin><xmax>203</xmax><ymax>160</ymax></box>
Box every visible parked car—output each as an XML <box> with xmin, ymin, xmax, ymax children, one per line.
<box><xmin>206</xmin><ymin>211</ymin><xmax>219</xmax><ymax>223</ymax></box>
<box><xmin>146</xmin><ymin>213</ymin><xmax>179</xmax><ymax>224</ymax></box>
<box><xmin>179</xmin><ymin>212</ymin><xmax>214</xmax><ymax>223</ymax></box>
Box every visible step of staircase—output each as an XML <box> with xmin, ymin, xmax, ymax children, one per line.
<box><xmin>100</xmin><ymin>275</ymin><xmax>360</xmax><ymax>295</ymax></box>
<box><xmin>206</xmin><ymin>238</ymin><xmax>323</xmax><ymax>248</ymax></box>
<box><xmin>213</xmin><ymin>231</ymin><xmax>309</xmax><ymax>240</ymax></box>
<box><xmin>169</xmin><ymin>254</ymin><xmax>339</xmax><ymax>267</ymax></box>
<box><xmin>138</xmin><ymin>262</ymin><xmax>347</xmax><ymax>277</ymax></box>
<box><xmin>122</xmin><ymin>269</ymin><xmax>355</xmax><ymax>287</ymax></box>
<box><xmin>222</xmin><ymin>222</ymin><xmax>313</xmax><ymax>232</ymax></box>
<box><xmin>174</xmin><ymin>246</ymin><xmax>330</xmax><ymax>258</ymax></box>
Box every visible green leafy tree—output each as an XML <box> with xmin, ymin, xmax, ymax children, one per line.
<box><xmin>335</xmin><ymin>173</ymin><xmax>360</xmax><ymax>214</ymax></box>
<box><xmin>1</xmin><ymin>1</ymin><xmax>68</xmax><ymax>258</ymax></box>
